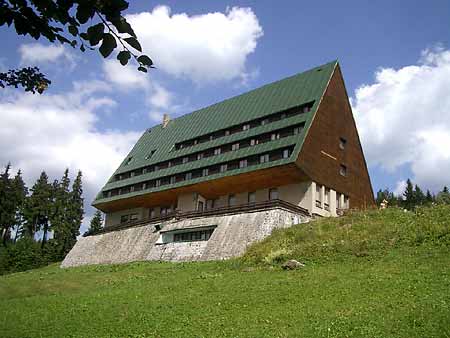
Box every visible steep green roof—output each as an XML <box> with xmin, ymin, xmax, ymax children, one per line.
<box><xmin>93</xmin><ymin>60</ymin><xmax>337</xmax><ymax>206</ymax></box>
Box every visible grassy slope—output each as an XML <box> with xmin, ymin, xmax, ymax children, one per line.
<box><xmin>0</xmin><ymin>207</ymin><xmax>449</xmax><ymax>338</ymax></box>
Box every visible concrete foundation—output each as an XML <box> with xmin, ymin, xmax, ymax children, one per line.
<box><xmin>61</xmin><ymin>208</ymin><xmax>310</xmax><ymax>268</ymax></box>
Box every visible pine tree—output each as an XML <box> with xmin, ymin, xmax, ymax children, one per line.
<box><xmin>436</xmin><ymin>186</ymin><xmax>450</xmax><ymax>205</ymax></box>
<box><xmin>0</xmin><ymin>163</ymin><xmax>15</xmax><ymax>245</ymax></box>
<box><xmin>51</xmin><ymin>169</ymin><xmax>72</xmax><ymax>255</ymax></box>
<box><xmin>11</xmin><ymin>170</ymin><xmax>28</xmax><ymax>242</ymax></box>
<box><xmin>84</xmin><ymin>210</ymin><xmax>103</xmax><ymax>237</ymax></box>
<box><xmin>414</xmin><ymin>184</ymin><xmax>425</xmax><ymax>206</ymax></box>
<box><xmin>23</xmin><ymin>172</ymin><xmax>52</xmax><ymax>239</ymax></box>
<box><xmin>403</xmin><ymin>179</ymin><xmax>415</xmax><ymax>210</ymax></box>
<box><xmin>425</xmin><ymin>190</ymin><xmax>434</xmax><ymax>204</ymax></box>
<box><xmin>66</xmin><ymin>170</ymin><xmax>83</xmax><ymax>255</ymax></box>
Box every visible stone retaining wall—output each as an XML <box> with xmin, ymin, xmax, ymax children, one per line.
<box><xmin>61</xmin><ymin>208</ymin><xmax>310</xmax><ymax>268</ymax></box>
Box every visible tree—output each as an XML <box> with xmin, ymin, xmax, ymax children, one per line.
<box><xmin>23</xmin><ymin>171</ymin><xmax>52</xmax><ymax>239</ymax></box>
<box><xmin>11</xmin><ymin>170</ymin><xmax>28</xmax><ymax>242</ymax></box>
<box><xmin>403</xmin><ymin>179</ymin><xmax>415</xmax><ymax>210</ymax></box>
<box><xmin>425</xmin><ymin>190</ymin><xmax>434</xmax><ymax>204</ymax></box>
<box><xmin>66</xmin><ymin>170</ymin><xmax>83</xmax><ymax>255</ymax></box>
<box><xmin>84</xmin><ymin>210</ymin><xmax>103</xmax><ymax>237</ymax></box>
<box><xmin>50</xmin><ymin>169</ymin><xmax>71</xmax><ymax>253</ymax></box>
<box><xmin>436</xmin><ymin>186</ymin><xmax>450</xmax><ymax>205</ymax></box>
<box><xmin>0</xmin><ymin>0</ymin><xmax>154</xmax><ymax>93</ymax></box>
<box><xmin>414</xmin><ymin>184</ymin><xmax>426</xmax><ymax>206</ymax></box>
<box><xmin>0</xmin><ymin>163</ymin><xmax>16</xmax><ymax>244</ymax></box>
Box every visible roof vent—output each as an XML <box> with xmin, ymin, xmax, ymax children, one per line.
<box><xmin>162</xmin><ymin>113</ymin><xmax>170</xmax><ymax>128</ymax></box>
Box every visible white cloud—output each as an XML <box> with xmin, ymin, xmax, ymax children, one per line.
<box><xmin>353</xmin><ymin>47</ymin><xmax>450</xmax><ymax>191</ymax></box>
<box><xmin>103</xmin><ymin>59</ymin><xmax>149</xmax><ymax>89</ymax></box>
<box><xmin>0</xmin><ymin>83</ymin><xmax>140</xmax><ymax>234</ymax></box>
<box><xmin>19</xmin><ymin>43</ymin><xmax>76</xmax><ymax>69</ymax></box>
<box><xmin>126</xmin><ymin>5</ymin><xmax>263</xmax><ymax>83</ymax></box>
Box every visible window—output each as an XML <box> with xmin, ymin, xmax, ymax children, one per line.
<box><xmin>154</xmin><ymin>165</ymin><xmax>159</xmax><ymax>171</ymax></box>
<box><xmin>206</xmin><ymin>199</ymin><xmax>216</xmax><ymax>210</ymax></box>
<box><xmin>220</xmin><ymin>164</ymin><xmax>227</xmax><ymax>172</ymax></box>
<box><xmin>155</xmin><ymin>179</ymin><xmax>161</xmax><ymax>187</ymax></box>
<box><xmin>239</xmin><ymin>159</ymin><xmax>248</xmax><ymax>168</ymax></box>
<box><xmin>130</xmin><ymin>186</ymin><xmax>135</xmax><ymax>192</ymax></box>
<box><xmin>173</xmin><ymin>228</ymin><xmax>214</xmax><ymax>242</ymax></box>
<box><xmin>271</xmin><ymin>133</ymin><xmax>280</xmax><ymax>141</ymax></box>
<box><xmin>130</xmin><ymin>213</ymin><xmax>138</xmax><ymax>221</ymax></box>
<box><xmin>224</xmin><ymin>130</ymin><xmax>230</xmax><ymax>136</ymax></box>
<box><xmin>261</xmin><ymin>118</ymin><xmax>269</xmax><ymax>125</ymax></box>
<box><xmin>316</xmin><ymin>184</ymin><xmax>322</xmax><ymax>208</ymax></box>
<box><xmin>198</xmin><ymin>201</ymin><xmax>204</xmax><ymax>211</ymax></box>
<box><xmin>145</xmin><ymin>150</ymin><xmax>156</xmax><ymax>160</ymax></box>
<box><xmin>185</xmin><ymin>172</ymin><xmax>192</xmax><ymax>180</ymax></box>
<box><xmin>293</xmin><ymin>126</ymin><xmax>302</xmax><ymax>135</ymax></box>
<box><xmin>280</xmin><ymin>113</ymin><xmax>287</xmax><ymax>119</ymax></box>
<box><xmin>269</xmin><ymin>188</ymin><xmax>278</xmax><ymax>200</ymax></box>
<box><xmin>160</xmin><ymin>206</ymin><xmax>172</xmax><ymax>216</ymax></box>
<box><xmin>213</xmin><ymin>148</ymin><xmax>221</xmax><ymax>156</ymax></box>
<box><xmin>248</xmin><ymin>191</ymin><xmax>256</xmax><ymax>203</ymax></box>
<box><xmin>283</xmin><ymin>149</ymin><xmax>291</xmax><ymax>159</ymax></box>
<box><xmin>340</xmin><ymin>164</ymin><xmax>347</xmax><ymax>176</ymax></box>
<box><xmin>324</xmin><ymin>188</ymin><xmax>330</xmax><ymax>211</ymax></box>
<box><xmin>242</xmin><ymin>124</ymin><xmax>250</xmax><ymax>131</ymax></box>
<box><xmin>260</xmin><ymin>154</ymin><xmax>269</xmax><ymax>163</ymax></box>
<box><xmin>149</xmin><ymin>208</ymin><xmax>155</xmax><ymax>218</ymax></box>
<box><xmin>124</xmin><ymin>157</ymin><xmax>133</xmax><ymax>165</ymax></box>
<box><xmin>250</xmin><ymin>139</ymin><xmax>258</xmax><ymax>146</ymax></box>
<box><xmin>202</xmin><ymin>168</ymin><xmax>209</xmax><ymax>176</ymax></box>
<box><xmin>303</xmin><ymin>105</ymin><xmax>311</xmax><ymax>113</ymax></box>
<box><xmin>120</xmin><ymin>215</ymin><xmax>129</xmax><ymax>223</ymax></box>
<box><xmin>197</xmin><ymin>153</ymin><xmax>203</xmax><ymax>160</ymax></box>
<box><xmin>232</xmin><ymin>143</ymin><xmax>240</xmax><ymax>151</ymax></box>
<box><xmin>228</xmin><ymin>194</ymin><xmax>236</xmax><ymax>206</ymax></box>
<box><xmin>339</xmin><ymin>137</ymin><xmax>347</xmax><ymax>150</ymax></box>
<box><xmin>170</xmin><ymin>176</ymin><xmax>176</xmax><ymax>184</ymax></box>
<box><xmin>182</xmin><ymin>157</ymin><xmax>189</xmax><ymax>164</ymax></box>
<box><xmin>344</xmin><ymin>196</ymin><xmax>349</xmax><ymax>209</ymax></box>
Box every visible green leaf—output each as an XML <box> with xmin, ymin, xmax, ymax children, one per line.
<box><xmin>87</xmin><ymin>23</ymin><xmax>104</xmax><ymax>46</ymax></box>
<box><xmin>68</xmin><ymin>25</ymin><xmax>79</xmax><ymax>37</ymax></box>
<box><xmin>138</xmin><ymin>66</ymin><xmax>148</xmax><ymax>73</ymax></box>
<box><xmin>111</xmin><ymin>17</ymin><xmax>136</xmax><ymax>38</ymax></box>
<box><xmin>117</xmin><ymin>50</ymin><xmax>131</xmax><ymax>65</ymax></box>
<box><xmin>99</xmin><ymin>33</ymin><xmax>117</xmax><ymax>58</ymax></box>
<box><xmin>76</xmin><ymin>5</ymin><xmax>95</xmax><ymax>24</ymax></box>
<box><xmin>124</xmin><ymin>37</ymin><xmax>142</xmax><ymax>52</ymax></box>
<box><xmin>80</xmin><ymin>44</ymin><xmax>86</xmax><ymax>52</ymax></box>
<box><xmin>79</xmin><ymin>32</ymin><xmax>88</xmax><ymax>40</ymax></box>
<box><xmin>137</xmin><ymin>55</ymin><xmax>153</xmax><ymax>67</ymax></box>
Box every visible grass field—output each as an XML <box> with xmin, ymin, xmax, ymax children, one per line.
<box><xmin>1</xmin><ymin>207</ymin><xmax>449</xmax><ymax>338</ymax></box>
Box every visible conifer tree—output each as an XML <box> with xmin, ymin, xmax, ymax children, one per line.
<box><xmin>84</xmin><ymin>210</ymin><xmax>103</xmax><ymax>237</ymax></box>
<box><xmin>403</xmin><ymin>179</ymin><xmax>415</xmax><ymax>210</ymax></box>
<box><xmin>51</xmin><ymin>169</ymin><xmax>72</xmax><ymax>254</ymax></box>
<box><xmin>425</xmin><ymin>190</ymin><xmax>434</xmax><ymax>204</ymax></box>
<box><xmin>24</xmin><ymin>172</ymin><xmax>52</xmax><ymax>239</ymax></box>
<box><xmin>11</xmin><ymin>170</ymin><xmax>28</xmax><ymax>242</ymax></box>
<box><xmin>436</xmin><ymin>186</ymin><xmax>450</xmax><ymax>205</ymax></box>
<box><xmin>66</xmin><ymin>170</ymin><xmax>83</xmax><ymax>255</ymax></box>
<box><xmin>0</xmin><ymin>163</ymin><xmax>15</xmax><ymax>245</ymax></box>
<box><xmin>414</xmin><ymin>184</ymin><xmax>426</xmax><ymax>206</ymax></box>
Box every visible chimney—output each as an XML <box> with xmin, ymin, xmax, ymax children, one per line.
<box><xmin>162</xmin><ymin>113</ymin><xmax>170</xmax><ymax>128</ymax></box>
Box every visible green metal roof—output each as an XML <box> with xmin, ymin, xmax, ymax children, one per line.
<box><xmin>93</xmin><ymin>60</ymin><xmax>337</xmax><ymax>206</ymax></box>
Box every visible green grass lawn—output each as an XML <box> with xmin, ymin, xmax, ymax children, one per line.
<box><xmin>1</xmin><ymin>207</ymin><xmax>449</xmax><ymax>338</ymax></box>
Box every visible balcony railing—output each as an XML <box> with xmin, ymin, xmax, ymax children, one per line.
<box><xmin>98</xmin><ymin>199</ymin><xmax>310</xmax><ymax>235</ymax></box>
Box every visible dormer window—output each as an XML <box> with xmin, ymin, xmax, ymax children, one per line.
<box><xmin>125</xmin><ymin>157</ymin><xmax>133</xmax><ymax>165</ymax></box>
<box><xmin>145</xmin><ymin>150</ymin><xmax>156</xmax><ymax>160</ymax></box>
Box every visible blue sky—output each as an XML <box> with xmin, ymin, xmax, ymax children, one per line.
<box><xmin>0</xmin><ymin>1</ymin><xmax>449</xmax><ymax>231</ymax></box>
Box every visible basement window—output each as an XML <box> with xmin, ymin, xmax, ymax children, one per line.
<box><xmin>339</xmin><ymin>137</ymin><xmax>347</xmax><ymax>150</ymax></box>
<box><xmin>340</xmin><ymin>164</ymin><xmax>347</xmax><ymax>177</ymax></box>
<box><xmin>173</xmin><ymin>228</ymin><xmax>214</xmax><ymax>242</ymax></box>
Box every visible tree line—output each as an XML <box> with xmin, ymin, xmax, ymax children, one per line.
<box><xmin>376</xmin><ymin>178</ymin><xmax>450</xmax><ymax>210</ymax></box>
<box><xmin>0</xmin><ymin>163</ymin><xmax>101</xmax><ymax>274</ymax></box>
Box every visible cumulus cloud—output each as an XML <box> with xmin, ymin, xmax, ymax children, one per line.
<box><xmin>353</xmin><ymin>47</ymin><xmax>450</xmax><ymax>191</ymax></box>
<box><xmin>103</xmin><ymin>59</ymin><xmax>149</xmax><ymax>90</ymax></box>
<box><xmin>19</xmin><ymin>43</ymin><xmax>76</xmax><ymax>69</ymax></box>
<box><xmin>0</xmin><ymin>83</ymin><xmax>140</xmax><ymax>233</ymax></box>
<box><xmin>126</xmin><ymin>5</ymin><xmax>263</xmax><ymax>83</ymax></box>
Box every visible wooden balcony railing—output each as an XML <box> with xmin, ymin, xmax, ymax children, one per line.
<box><xmin>98</xmin><ymin>199</ymin><xmax>310</xmax><ymax>235</ymax></box>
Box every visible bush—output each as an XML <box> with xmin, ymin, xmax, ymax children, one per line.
<box><xmin>0</xmin><ymin>238</ymin><xmax>56</xmax><ymax>275</ymax></box>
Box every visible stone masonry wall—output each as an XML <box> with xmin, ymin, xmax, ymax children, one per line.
<box><xmin>61</xmin><ymin>208</ymin><xmax>310</xmax><ymax>268</ymax></box>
